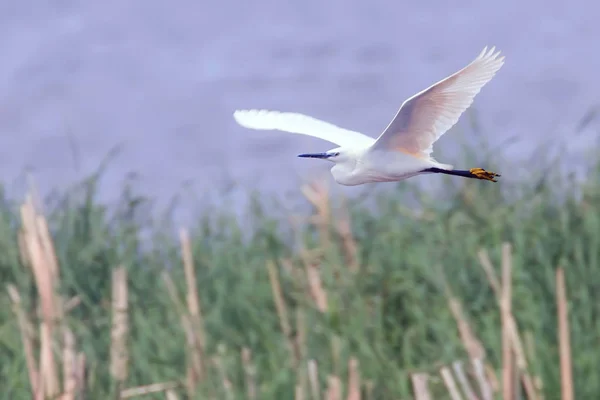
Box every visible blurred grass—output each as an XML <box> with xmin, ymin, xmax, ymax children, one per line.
<box><xmin>0</xmin><ymin>146</ymin><xmax>599</xmax><ymax>399</ymax></box>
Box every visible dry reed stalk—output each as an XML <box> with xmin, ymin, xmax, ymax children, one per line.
<box><xmin>180</xmin><ymin>228</ymin><xmax>206</xmax><ymax>383</ymax></box>
<box><xmin>241</xmin><ymin>348</ymin><xmax>257</xmax><ymax>400</ymax></box>
<box><xmin>183</xmin><ymin>339</ymin><xmax>203</xmax><ymax>388</ymax></box>
<box><xmin>286</xmin><ymin>214</ymin><xmax>310</xmax><ymax>253</ymax></box>
<box><xmin>267</xmin><ymin>260</ymin><xmax>298</xmax><ymax>367</ymax></box>
<box><xmin>296</xmin><ymin>309</ymin><xmax>308</xmax><ymax>396</ymax></box>
<box><xmin>284</xmin><ymin>252</ymin><xmax>318</xmax><ymax>306</ymax></box>
<box><xmin>18</xmin><ymin>230</ymin><xmax>30</xmax><ymax>268</ymax></box>
<box><xmin>445</xmin><ymin>285</ymin><xmax>497</xmax><ymax>398</ymax></box>
<box><xmin>296</xmin><ymin>309</ymin><xmax>307</xmax><ymax>361</ymax></box>
<box><xmin>212</xmin><ymin>355</ymin><xmax>234</xmax><ymax>400</ymax></box>
<box><xmin>484</xmin><ymin>364</ymin><xmax>499</xmax><ymax>393</ymax></box>
<box><xmin>471</xmin><ymin>358</ymin><xmax>493</xmax><ymax>400</ymax></box>
<box><xmin>24</xmin><ymin>198</ymin><xmax>61</xmax><ymax>303</ymax></box>
<box><xmin>161</xmin><ymin>271</ymin><xmax>184</xmax><ymax>311</ymax></box>
<box><xmin>301</xmin><ymin>180</ymin><xmax>331</xmax><ymax>245</ymax></box>
<box><xmin>7</xmin><ymin>285</ymin><xmax>40</xmax><ymax>398</ymax></box>
<box><xmin>326</xmin><ymin>375</ymin><xmax>342</xmax><ymax>400</ymax></box>
<box><xmin>63</xmin><ymin>296</ymin><xmax>81</xmax><ymax>313</ymax></box>
<box><xmin>161</xmin><ymin>271</ymin><xmax>200</xmax><ymax>397</ymax></box>
<box><xmin>440</xmin><ymin>366</ymin><xmax>463</xmax><ymax>400</ymax></box>
<box><xmin>120</xmin><ymin>381</ymin><xmax>179</xmax><ymax>398</ymax></box>
<box><xmin>62</xmin><ymin>328</ymin><xmax>76</xmax><ymax>400</ymax></box>
<box><xmin>182</xmin><ymin>319</ymin><xmax>200</xmax><ymax>395</ymax></box>
<box><xmin>281</xmin><ymin>257</ymin><xmax>296</xmax><ymax>276</ymax></box>
<box><xmin>331</xmin><ymin>336</ymin><xmax>342</xmax><ymax>375</ymax></box>
<box><xmin>296</xmin><ymin>385</ymin><xmax>305</xmax><ymax>400</ymax></box>
<box><xmin>446</xmin><ymin>290</ymin><xmax>485</xmax><ymax>360</ymax></box>
<box><xmin>501</xmin><ymin>243</ymin><xmax>514</xmax><ymax>400</ymax></box>
<box><xmin>556</xmin><ymin>267</ymin><xmax>574</xmax><ymax>400</ymax></box>
<box><xmin>110</xmin><ymin>267</ymin><xmax>129</xmax><ymax>383</ymax></box>
<box><xmin>451</xmin><ymin>361</ymin><xmax>477</xmax><ymax>400</ymax></box>
<box><xmin>306</xmin><ymin>261</ymin><xmax>328</xmax><ymax>313</ymax></box>
<box><xmin>335</xmin><ymin>196</ymin><xmax>359</xmax><ymax>273</ymax></box>
<box><xmin>477</xmin><ymin>250</ymin><xmax>500</xmax><ymax>293</ymax></box>
<box><xmin>478</xmin><ymin>248</ymin><xmax>538</xmax><ymax>399</ymax></box>
<box><xmin>37</xmin><ymin>366</ymin><xmax>46</xmax><ymax>400</ymax></box>
<box><xmin>308</xmin><ymin>360</ymin><xmax>321</xmax><ymax>400</ymax></box>
<box><xmin>76</xmin><ymin>353</ymin><xmax>86</xmax><ymax>398</ymax></box>
<box><xmin>410</xmin><ymin>373</ymin><xmax>431</xmax><ymax>400</ymax></box>
<box><xmin>40</xmin><ymin>318</ymin><xmax>59</xmax><ymax>397</ymax></box>
<box><xmin>364</xmin><ymin>381</ymin><xmax>374</xmax><ymax>400</ymax></box>
<box><xmin>20</xmin><ymin>196</ymin><xmax>61</xmax><ymax>398</ymax></box>
<box><xmin>36</xmin><ymin>213</ymin><xmax>60</xmax><ymax>282</ymax></box>
<box><xmin>294</xmin><ymin>247</ymin><xmax>329</xmax><ymax>315</ymax></box>
<box><xmin>346</xmin><ymin>358</ymin><xmax>361</xmax><ymax>400</ymax></box>
<box><xmin>266</xmin><ymin>261</ymin><xmax>291</xmax><ymax>334</ymax></box>
<box><xmin>525</xmin><ymin>331</ymin><xmax>545</xmax><ymax>398</ymax></box>
<box><xmin>165</xmin><ymin>389</ymin><xmax>180</xmax><ymax>400</ymax></box>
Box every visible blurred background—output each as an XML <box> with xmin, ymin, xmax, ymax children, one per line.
<box><xmin>1</xmin><ymin>0</ymin><xmax>598</xmax><ymax>210</ymax></box>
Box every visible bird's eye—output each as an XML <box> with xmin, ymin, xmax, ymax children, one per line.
<box><xmin>332</xmin><ymin>152</ymin><xmax>340</xmax><ymax>157</ymax></box>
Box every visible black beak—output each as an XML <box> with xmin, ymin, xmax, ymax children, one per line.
<box><xmin>297</xmin><ymin>152</ymin><xmax>331</xmax><ymax>159</ymax></box>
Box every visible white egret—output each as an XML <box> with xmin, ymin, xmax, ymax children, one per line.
<box><xmin>233</xmin><ymin>46</ymin><xmax>504</xmax><ymax>186</ymax></box>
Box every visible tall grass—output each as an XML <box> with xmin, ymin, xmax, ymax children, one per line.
<box><xmin>1</xmin><ymin>151</ymin><xmax>599</xmax><ymax>399</ymax></box>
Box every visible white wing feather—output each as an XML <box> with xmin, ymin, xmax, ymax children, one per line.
<box><xmin>371</xmin><ymin>46</ymin><xmax>505</xmax><ymax>159</ymax></box>
<box><xmin>233</xmin><ymin>109</ymin><xmax>375</xmax><ymax>148</ymax></box>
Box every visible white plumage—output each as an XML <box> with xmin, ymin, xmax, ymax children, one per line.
<box><xmin>233</xmin><ymin>108</ymin><xmax>375</xmax><ymax>149</ymax></box>
<box><xmin>233</xmin><ymin>46</ymin><xmax>505</xmax><ymax>186</ymax></box>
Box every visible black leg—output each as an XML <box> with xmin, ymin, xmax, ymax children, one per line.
<box><xmin>423</xmin><ymin>167</ymin><xmax>500</xmax><ymax>182</ymax></box>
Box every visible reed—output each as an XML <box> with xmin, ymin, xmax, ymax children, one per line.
<box><xmin>2</xmin><ymin>149</ymin><xmax>595</xmax><ymax>399</ymax></box>
<box><xmin>110</xmin><ymin>266</ymin><xmax>129</xmax><ymax>390</ymax></box>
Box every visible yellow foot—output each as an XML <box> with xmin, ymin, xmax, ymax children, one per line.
<box><xmin>469</xmin><ymin>168</ymin><xmax>501</xmax><ymax>182</ymax></box>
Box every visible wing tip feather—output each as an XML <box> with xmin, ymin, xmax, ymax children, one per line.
<box><xmin>233</xmin><ymin>109</ymin><xmax>286</xmax><ymax>129</ymax></box>
<box><xmin>477</xmin><ymin>45</ymin><xmax>504</xmax><ymax>65</ymax></box>
<box><xmin>470</xmin><ymin>45</ymin><xmax>505</xmax><ymax>78</ymax></box>
<box><xmin>233</xmin><ymin>109</ymin><xmax>269</xmax><ymax>129</ymax></box>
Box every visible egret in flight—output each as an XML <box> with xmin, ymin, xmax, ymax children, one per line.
<box><xmin>233</xmin><ymin>46</ymin><xmax>504</xmax><ymax>186</ymax></box>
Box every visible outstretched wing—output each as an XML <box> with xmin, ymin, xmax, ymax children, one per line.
<box><xmin>233</xmin><ymin>109</ymin><xmax>376</xmax><ymax>148</ymax></box>
<box><xmin>370</xmin><ymin>46</ymin><xmax>505</xmax><ymax>159</ymax></box>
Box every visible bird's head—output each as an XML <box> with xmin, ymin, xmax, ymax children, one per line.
<box><xmin>297</xmin><ymin>147</ymin><xmax>350</xmax><ymax>164</ymax></box>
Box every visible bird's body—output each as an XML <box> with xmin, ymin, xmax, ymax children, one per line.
<box><xmin>329</xmin><ymin>147</ymin><xmax>439</xmax><ymax>186</ymax></box>
<box><xmin>233</xmin><ymin>46</ymin><xmax>505</xmax><ymax>186</ymax></box>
